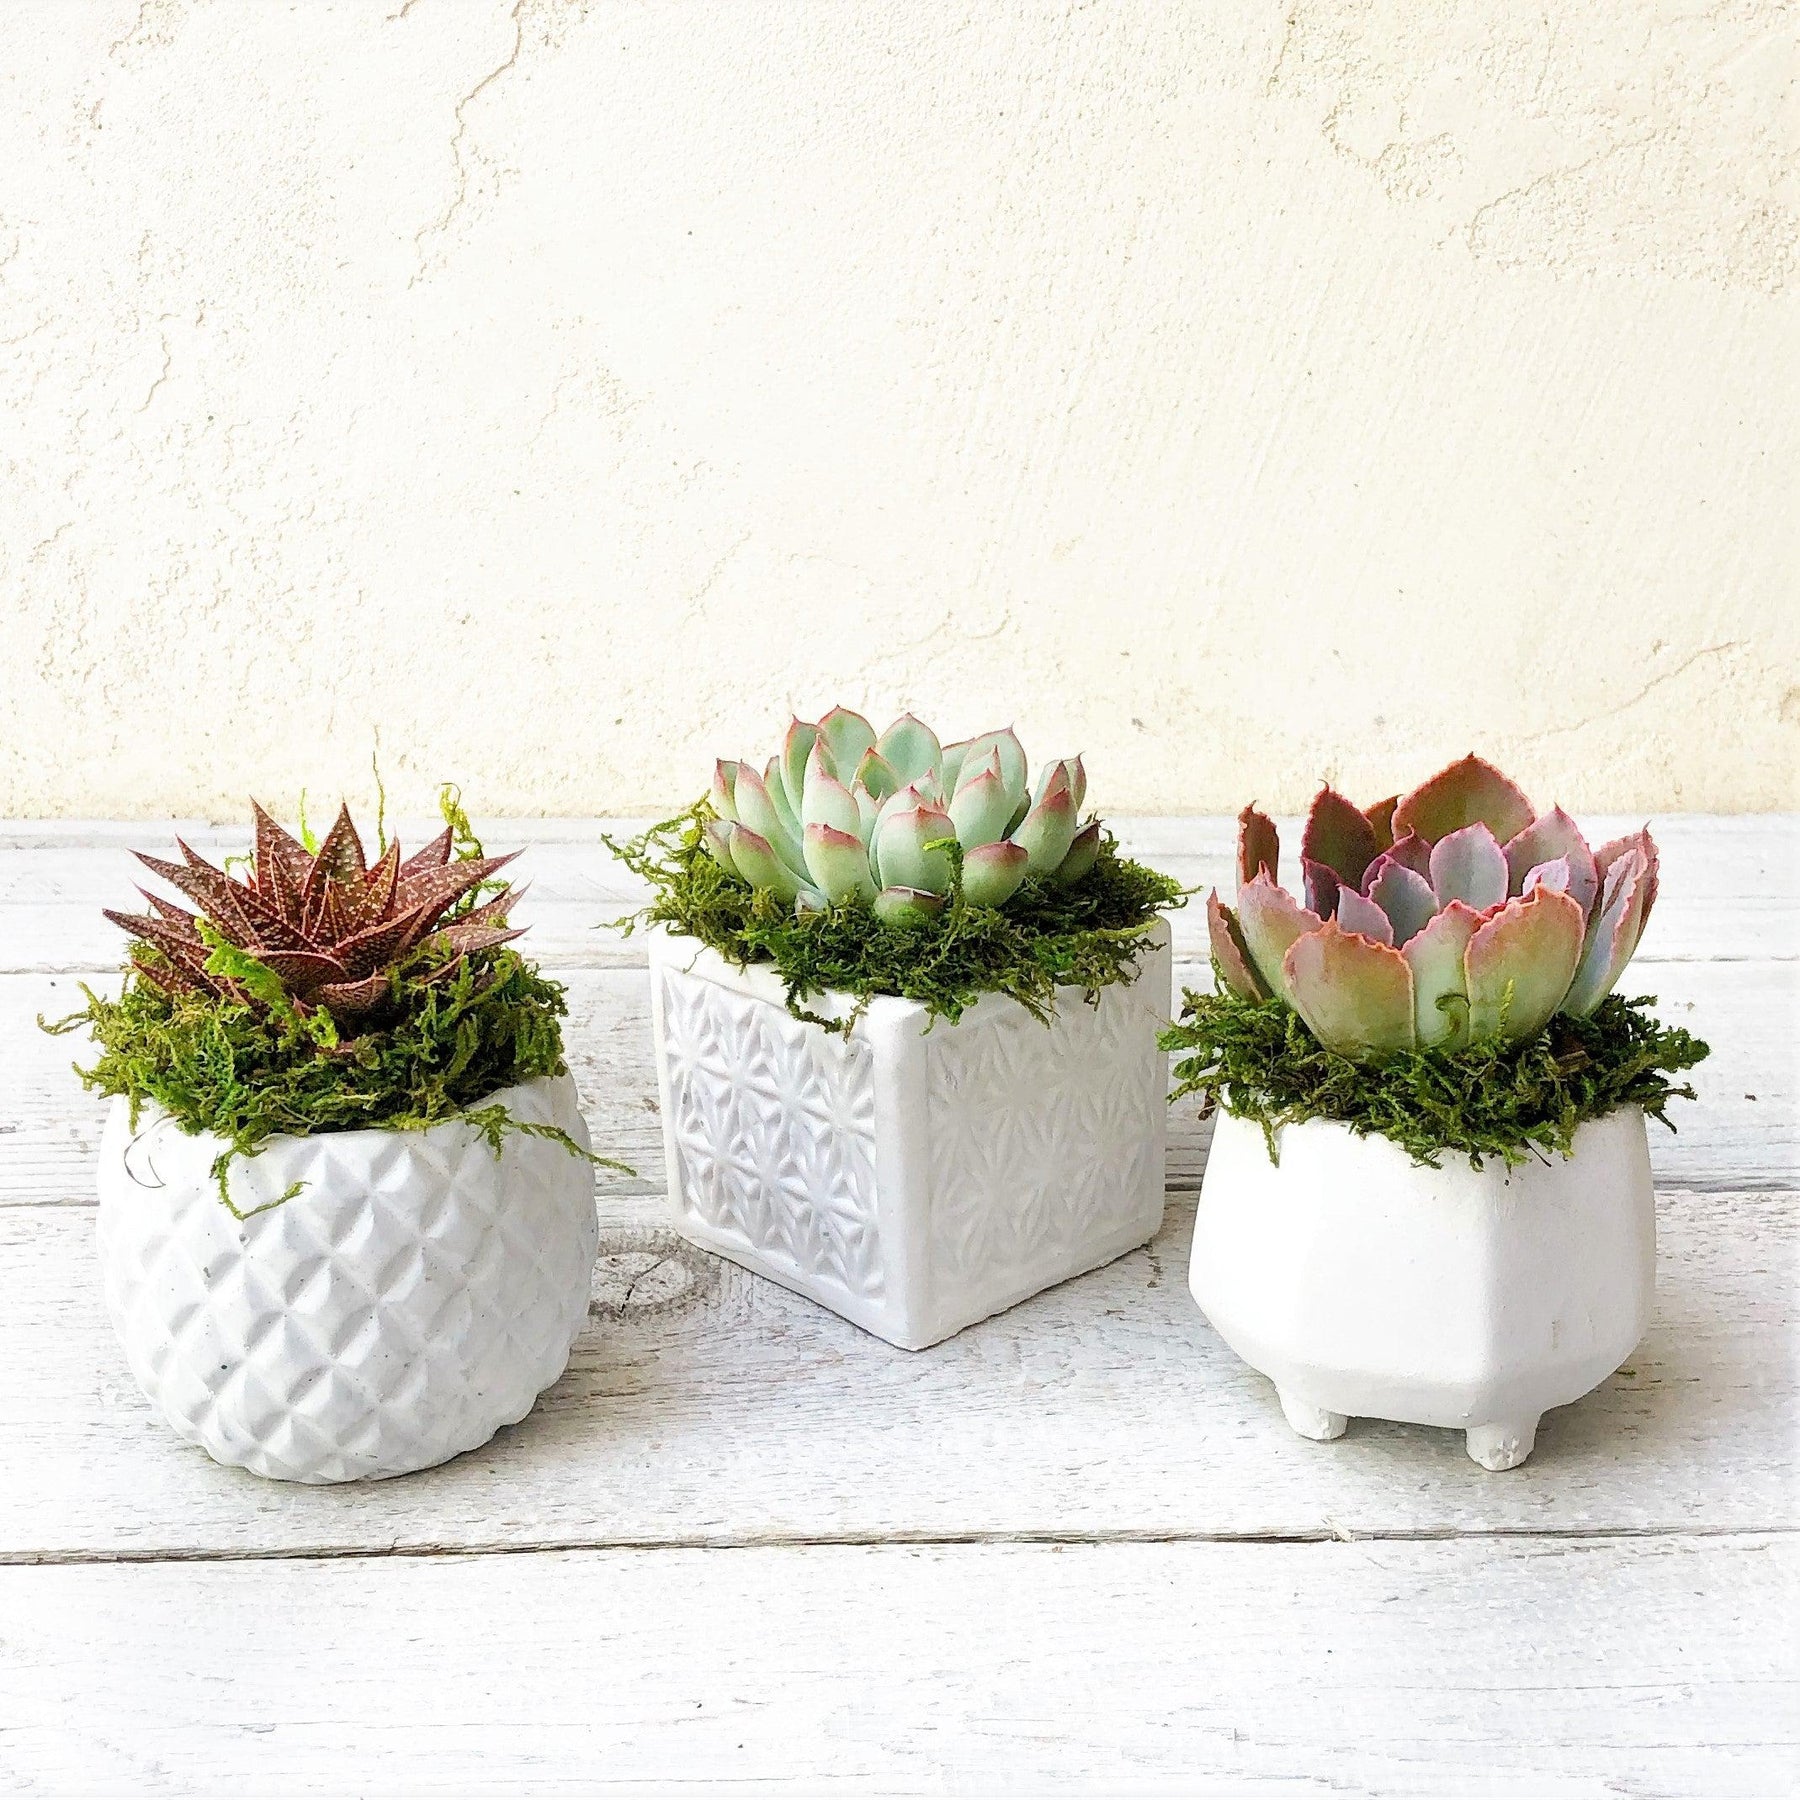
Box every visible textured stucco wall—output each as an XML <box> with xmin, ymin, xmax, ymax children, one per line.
<box><xmin>1</xmin><ymin>0</ymin><xmax>1795</xmax><ymax>819</ymax></box>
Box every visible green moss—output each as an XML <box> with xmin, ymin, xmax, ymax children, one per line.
<box><xmin>1160</xmin><ymin>985</ymin><xmax>1709</xmax><ymax>1170</ymax></box>
<box><xmin>609</xmin><ymin>805</ymin><xmax>1184</xmax><ymax>1032</ymax></box>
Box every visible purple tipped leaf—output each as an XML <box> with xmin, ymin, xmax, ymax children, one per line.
<box><xmin>1464</xmin><ymin>886</ymin><xmax>1586</xmax><ymax>1044</ymax></box>
<box><xmin>1562</xmin><ymin>846</ymin><xmax>1653</xmax><ymax>1015</ymax></box>
<box><xmin>1207</xmin><ymin>893</ymin><xmax>1268</xmax><ymax>1001</ymax></box>
<box><xmin>710</xmin><ymin>760</ymin><xmax>741</xmax><ymax>824</ymax></box>
<box><xmin>962</xmin><ymin>839</ymin><xmax>1029</xmax><ymax>908</ymax></box>
<box><xmin>1392</xmin><ymin>754</ymin><xmax>1535</xmax><ymax>848</ymax></box>
<box><xmin>732</xmin><ymin>763</ymin><xmax>804</xmax><ymax>869</ymax></box>
<box><xmin>803</xmin><ymin>823</ymin><xmax>878</xmax><ymax>904</ymax></box>
<box><xmin>948</xmin><ymin>765</ymin><xmax>1016</xmax><ymax>848</ymax></box>
<box><xmin>1365</xmin><ymin>860</ymin><xmax>1438</xmax><ymax>947</ymax></box>
<box><xmin>1594</xmin><ymin>827</ymin><xmax>1659</xmax><ymax>950</ymax></box>
<box><xmin>1052</xmin><ymin>818</ymin><xmax>1102</xmax><ymax>886</ymax></box>
<box><xmin>1334</xmin><ymin>885</ymin><xmax>1395</xmax><ymax>946</ymax></box>
<box><xmin>1283</xmin><ymin>920</ymin><xmax>1417</xmax><ymax>1058</ymax></box>
<box><xmin>956</xmin><ymin>729</ymin><xmax>1028</xmax><ymax>811</ymax></box>
<box><xmin>1373</xmin><ymin>831</ymin><xmax>1432</xmax><ymax>881</ymax></box>
<box><xmin>1428</xmin><ymin>823</ymin><xmax>1508</xmax><ymax>912</ymax></box>
<box><xmin>1301</xmin><ymin>785</ymin><xmax>1379</xmax><ymax>889</ymax></box>
<box><xmin>1011</xmin><ymin>768</ymin><xmax>1078</xmax><ymax>875</ymax></box>
<box><xmin>875</xmin><ymin>805</ymin><xmax>956</xmax><ymax>896</ymax></box>
<box><xmin>952</xmin><ymin>747</ymin><xmax>1002</xmax><ymax>799</ymax></box>
<box><xmin>725</xmin><ymin>824</ymin><xmax>803</xmax><ymax>905</ymax></box>
<box><xmin>852</xmin><ymin>748</ymin><xmax>901</xmax><ymax>803</ymax></box>
<box><xmin>1301</xmin><ymin>857</ymin><xmax>1340</xmax><ymax>920</ymax></box>
<box><xmin>873</xmin><ymin>886</ymin><xmax>946</xmax><ymax>927</ymax></box>
<box><xmin>1236</xmin><ymin>873</ymin><xmax>1323</xmax><ymax>1007</ymax></box>
<box><xmin>702</xmin><ymin>819</ymin><xmax>739</xmax><ymax>876</ymax></box>
<box><xmin>818</xmin><ymin>706</ymin><xmax>878</xmax><ymax>777</ymax></box>
<box><xmin>801</xmin><ymin>747</ymin><xmax>862</xmax><ymax>840</ymax></box>
<box><xmin>1502</xmin><ymin>807</ymin><xmax>1597</xmax><ymax>914</ymax></box>
<box><xmin>875</xmin><ymin>714</ymin><xmax>942</xmax><ymax>788</ymax></box>
<box><xmin>1237</xmin><ymin>805</ymin><xmax>1279</xmax><ymax>888</ymax></box>
<box><xmin>1400</xmin><ymin>901</ymin><xmax>1480</xmax><ymax>1049</ymax></box>
<box><xmin>784</xmin><ymin>718</ymin><xmax>821</xmax><ymax>801</ymax></box>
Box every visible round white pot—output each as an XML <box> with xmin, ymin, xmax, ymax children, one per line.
<box><xmin>97</xmin><ymin>1073</ymin><xmax>598</xmax><ymax>1484</ymax></box>
<box><xmin>1189</xmin><ymin>1105</ymin><xmax>1653</xmax><ymax>1469</ymax></box>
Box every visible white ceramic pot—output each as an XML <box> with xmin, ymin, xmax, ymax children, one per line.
<box><xmin>97</xmin><ymin>1073</ymin><xmax>599</xmax><ymax>1484</ymax></box>
<box><xmin>649</xmin><ymin>924</ymin><xmax>1171</xmax><ymax>1350</ymax></box>
<box><xmin>1189</xmin><ymin>1106</ymin><xmax>1654</xmax><ymax>1469</ymax></box>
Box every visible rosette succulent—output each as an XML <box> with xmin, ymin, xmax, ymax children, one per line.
<box><xmin>104</xmin><ymin>802</ymin><xmax>522</xmax><ymax>1026</ymax></box>
<box><xmin>1208</xmin><ymin>755</ymin><xmax>1659</xmax><ymax>1057</ymax></box>
<box><xmin>703</xmin><ymin>708</ymin><xmax>1100</xmax><ymax>923</ymax></box>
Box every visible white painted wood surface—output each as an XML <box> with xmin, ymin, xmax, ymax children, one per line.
<box><xmin>1</xmin><ymin>817</ymin><xmax>1794</xmax><ymax>1795</ymax></box>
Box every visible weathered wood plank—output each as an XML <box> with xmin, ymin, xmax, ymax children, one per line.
<box><xmin>0</xmin><ymin>815</ymin><xmax>1789</xmax><ymax>972</ymax></box>
<box><xmin>1</xmin><ymin>1536</ymin><xmax>1792</xmax><ymax>1796</ymax></box>
<box><xmin>1</xmin><ymin>1184</ymin><xmax>1789</xmax><ymax>1560</ymax></box>
<box><xmin>4</xmin><ymin>952</ymin><xmax>1786</xmax><ymax>1207</ymax></box>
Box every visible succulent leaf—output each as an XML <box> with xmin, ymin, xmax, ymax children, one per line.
<box><xmin>1365</xmin><ymin>860</ymin><xmax>1438</xmax><ymax>946</ymax></box>
<box><xmin>1502</xmin><ymin>807</ymin><xmax>1597</xmax><ymax>915</ymax></box>
<box><xmin>1364</xmin><ymin>795</ymin><xmax>1398</xmax><ymax>855</ymax></box>
<box><xmin>732</xmin><ymin>763</ymin><xmax>804</xmax><ymax>868</ymax></box>
<box><xmin>1207</xmin><ymin>892</ymin><xmax>1268</xmax><ymax>1002</ymax></box>
<box><xmin>956</xmin><ymin>728</ymin><xmax>1028</xmax><ymax>810</ymax></box>
<box><xmin>1334</xmin><ymin>885</ymin><xmax>1395</xmax><ymax>946</ymax></box>
<box><xmin>1464</xmin><ymin>886</ymin><xmax>1585</xmax><ymax>1044</ymax></box>
<box><xmin>1427</xmin><ymin>823</ymin><xmax>1509</xmax><ymax>912</ymax></box>
<box><xmin>1400</xmin><ymin>901</ymin><xmax>1481</xmax><ymax>1050</ymax></box>
<box><xmin>1301</xmin><ymin>857</ymin><xmax>1341</xmax><ymax>921</ymax></box>
<box><xmin>1562</xmin><ymin>841</ymin><xmax>1656</xmax><ymax>1015</ymax></box>
<box><xmin>1283</xmin><ymin>920</ymin><xmax>1416</xmax><ymax>1057</ymax></box>
<box><xmin>1236</xmin><ymin>873</ymin><xmax>1323</xmax><ymax>1006</ymax></box>
<box><xmin>726</xmin><ymin>824</ymin><xmax>803</xmax><ymax>904</ymax></box>
<box><xmin>801</xmin><ymin>746</ymin><xmax>862</xmax><ymax>840</ymax></box>
<box><xmin>784</xmin><ymin>719</ymin><xmax>821</xmax><ymax>805</ymax></box>
<box><xmin>803</xmin><ymin>823</ymin><xmax>878</xmax><ymax>904</ymax></box>
<box><xmin>1012</xmin><ymin>767</ymin><xmax>1078</xmax><ymax>875</ymax></box>
<box><xmin>1237</xmin><ymin>805</ymin><xmax>1279</xmax><ymax>888</ymax></box>
<box><xmin>948</xmin><ymin>764</ymin><xmax>1017</xmax><ymax>848</ymax></box>
<box><xmin>875</xmin><ymin>805</ymin><xmax>956</xmax><ymax>896</ymax></box>
<box><xmin>962</xmin><ymin>839</ymin><xmax>1030</xmax><ymax>908</ymax></box>
<box><xmin>1301</xmin><ymin>785</ymin><xmax>1379</xmax><ymax>889</ymax></box>
<box><xmin>1053</xmin><ymin>818</ymin><xmax>1102</xmax><ymax>886</ymax></box>
<box><xmin>873</xmin><ymin>885</ymin><xmax>946</xmax><ymax>926</ymax></box>
<box><xmin>818</xmin><ymin>706</ymin><xmax>878</xmax><ymax>777</ymax></box>
<box><xmin>852</xmin><ymin>748</ymin><xmax>901</xmax><ymax>803</ymax></box>
<box><xmin>1392</xmin><ymin>754</ymin><xmax>1535</xmax><ymax>848</ymax></box>
<box><xmin>702</xmin><ymin>819</ymin><xmax>739</xmax><ymax>876</ymax></box>
<box><xmin>876</xmin><ymin>714</ymin><xmax>942</xmax><ymax>787</ymax></box>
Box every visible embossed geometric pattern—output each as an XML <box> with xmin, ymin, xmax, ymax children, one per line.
<box><xmin>924</xmin><ymin>982</ymin><xmax>1163</xmax><ymax>1292</ymax></box>
<box><xmin>96</xmin><ymin>1074</ymin><xmax>598</xmax><ymax>1484</ymax></box>
<box><xmin>653</xmin><ymin>931</ymin><xmax>1170</xmax><ymax>1348</ymax></box>
<box><xmin>657</xmin><ymin>965</ymin><xmax>882</xmax><ymax>1301</ymax></box>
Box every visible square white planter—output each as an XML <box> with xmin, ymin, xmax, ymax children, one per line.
<box><xmin>649</xmin><ymin>924</ymin><xmax>1171</xmax><ymax>1349</ymax></box>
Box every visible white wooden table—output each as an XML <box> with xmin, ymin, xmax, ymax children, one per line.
<box><xmin>2</xmin><ymin>817</ymin><xmax>1794</xmax><ymax>1796</ymax></box>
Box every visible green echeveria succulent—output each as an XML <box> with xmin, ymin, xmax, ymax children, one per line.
<box><xmin>1209</xmin><ymin>754</ymin><xmax>1660</xmax><ymax>1059</ymax></box>
<box><xmin>703</xmin><ymin>708</ymin><xmax>1101</xmax><ymax>922</ymax></box>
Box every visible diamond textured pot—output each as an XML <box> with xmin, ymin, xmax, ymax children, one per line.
<box><xmin>97</xmin><ymin>1074</ymin><xmax>598</xmax><ymax>1484</ymax></box>
<box><xmin>649</xmin><ymin>924</ymin><xmax>1171</xmax><ymax>1350</ymax></box>
<box><xmin>1189</xmin><ymin>1106</ymin><xmax>1653</xmax><ymax>1469</ymax></box>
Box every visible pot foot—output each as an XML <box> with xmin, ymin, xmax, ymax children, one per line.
<box><xmin>1277</xmin><ymin>1389</ymin><xmax>1348</xmax><ymax>1441</ymax></box>
<box><xmin>1466</xmin><ymin>1417</ymin><xmax>1539</xmax><ymax>1471</ymax></box>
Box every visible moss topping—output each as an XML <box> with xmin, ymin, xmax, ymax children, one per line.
<box><xmin>1161</xmin><ymin>986</ymin><xmax>1709</xmax><ymax>1170</ymax></box>
<box><xmin>610</xmin><ymin>806</ymin><xmax>1184</xmax><ymax>1032</ymax></box>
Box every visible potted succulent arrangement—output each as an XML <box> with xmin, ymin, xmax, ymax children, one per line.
<box><xmin>614</xmin><ymin>707</ymin><xmax>1183</xmax><ymax>1350</ymax></box>
<box><xmin>51</xmin><ymin>793</ymin><xmax>621</xmax><ymax>1484</ymax></box>
<box><xmin>1165</xmin><ymin>755</ymin><xmax>1709</xmax><ymax>1469</ymax></box>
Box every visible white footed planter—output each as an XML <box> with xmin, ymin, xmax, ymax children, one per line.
<box><xmin>1190</xmin><ymin>1106</ymin><xmax>1654</xmax><ymax>1469</ymax></box>
<box><xmin>97</xmin><ymin>1074</ymin><xmax>598</xmax><ymax>1484</ymax></box>
<box><xmin>650</xmin><ymin>924</ymin><xmax>1172</xmax><ymax>1349</ymax></box>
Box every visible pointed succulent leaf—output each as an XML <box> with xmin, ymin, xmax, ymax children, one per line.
<box><xmin>1561</xmin><ymin>844</ymin><xmax>1655</xmax><ymax>1015</ymax></box>
<box><xmin>1063</xmin><ymin>755</ymin><xmax>1088</xmax><ymax>815</ymax></box>
<box><xmin>874</xmin><ymin>886</ymin><xmax>947</xmax><ymax>926</ymax></box>
<box><xmin>1392</xmin><ymin>753</ymin><xmax>1535</xmax><ymax>848</ymax></box>
<box><xmin>952</xmin><ymin>747</ymin><xmax>1002</xmax><ymax>799</ymax></box>
<box><xmin>1463</xmin><ymin>885</ymin><xmax>1585</xmax><ymax>1044</ymax></box>
<box><xmin>875</xmin><ymin>714</ymin><xmax>942</xmax><ymax>787</ymax></box>
<box><xmin>732</xmin><ymin>762</ymin><xmax>804</xmax><ymax>868</ymax></box>
<box><xmin>136</xmin><ymin>848</ymin><xmax>263</xmax><ymax>949</ymax></box>
<box><xmin>1237</xmin><ymin>804</ymin><xmax>1279</xmax><ymax>889</ymax></box>
<box><xmin>851</xmin><ymin>748</ymin><xmax>901</xmax><ymax>803</ymax></box>
<box><xmin>702</xmin><ymin>819</ymin><xmax>739</xmax><ymax>876</ymax></box>
<box><xmin>1428</xmin><ymin>823</ymin><xmax>1508</xmax><ymax>912</ymax></box>
<box><xmin>783</xmin><ymin>719</ymin><xmax>821</xmax><ymax>801</ymax></box>
<box><xmin>1236</xmin><ymin>873</ymin><xmax>1323</xmax><ymax>1006</ymax></box>
<box><xmin>1012</xmin><ymin>766</ymin><xmax>1078</xmax><ymax>875</ymax></box>
<box><xmin>801</xmin><ymin>744</ymin><xmax>862</xmax><ymax>840</ymax></box>
<box><xmin>1334</xmin><ymin>885</ymin><xmax>1394</xmax><ymax>946</ymax></box>
<box><xmin>1207</xmin><ymin>892</ymin><xmax>1267</xmax><ymax>1001</ymax></box>
<box><xmin>1282</xmin><ymin>920</ymin><xmax>1416</xmax><ymax>1058</ymax></box>
<box><xmin>312</xmin><ymin>803</ymin><xmax>368</xmax><ymax>887</ymax></box>
<box><xmin>1301</xmin><ymin>857</ymin><xmax>1342</xmax><ymax>921</ymax></box>
<box><xmin>948</xmin><ymin>764</ymin><xmax>1017</xmax><ymax>848</ymax></box>
<box><xmin>428</xmin><ymin>921</ymin><xmax>527</xmax><ymax>960</ymax></box>
<box><xmin>1372</xmin><ymin>830</ymin><xmax>1432</xmax><ymax>882</ymax></box>
<box><xmin>724</xmin><ymin>824</ymin><xmax>803</xmax><ymax>904</ymax></box>
<box><xmin>874</xmin><ymin>778</ymin><xmax>939</xmax><ymax>839</ymax></box>
<box><xmin>763</xmin><ymin>755</ymin><xmax>803</xmax><ymax>841</ymax></box>
<box><xmin>710</xmin><ymin>760</ymin><xmax>741</xmax><ymax>824</ymax></box>
<box><xmin>803</xmin><ymin>823</ymin><xmax>877</xmax><ymax>904</ymax></box>
<box><xmin>1364</xmin><ymin>796</ymin><xmax>1398</xmax><ymax>855</ymax></box>
<box><xmin>397</xmin><ymin>827</ymin><xmax>454</xmax><ymax>882</ymax></box>
<box><xmin>962</xmin><ymin>839</ymin><xmax>1030</xmax><ymax>908</ymax></box>
<box><xmin>1502</xmin><ymin>807</ymin><xmax>1597</xmax><ymax>915</ymax></box>
<box><xmin>938</xmin><ymin>738</ymin><xmax>973</xmax><ymax>795</ymax></box>
<box><xmin>1301</xmin><ymin>785</ymin><xmax>1379</xmax><ymax>890</ymax></box>
<box><xmin>1593</xmin><ymin>827</ymin><xmax>1659</xmax><ymax>949</ymax></box>
<box><xmin>955</xmin><ymin>729</ymin><xmax>1028</xmax><ymax>812</ymax></box>
<box><xmin>818</xmin><ymin>706</ymin><xmax>878</xmax><ymax>777</ymax></box>
<box><xmin>1400</xmin><ymin>901</ymin><xmax>1481</xmax><ymax>1049</ymax></box>
<box><xmin>310</xmin><ymin>972</ymin><xmax>393</xmax><ymax>1018</ymax></box>
<box><xmin>1522</xmin><ymin>856</ymin><xmax>1572</xmax><ymax>896</ymax></box>
<box><xmin>1365</xmin><ymin>860</ymin><xmax>1438</xmax><ymax>947</ymax></box>
<box><xmin>1052</xmin><ymin>818</ymin><xmax>1102</xmax><ymax>886</ymax></box>
<box><xmin>875</xmin><ymin>805</ymin><xmax>956</xmax><ymax>896</ymax></box>
<box><xmin>251</xmin><ymin>802</ymin><xmax>312</xmax><ymax>911</ymax></box>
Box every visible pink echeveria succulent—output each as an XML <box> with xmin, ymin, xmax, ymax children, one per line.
<box><xmin>1208</xmin><ymin>755</ymin><xmax>1659</xmax><ymax>1058</ymax></box>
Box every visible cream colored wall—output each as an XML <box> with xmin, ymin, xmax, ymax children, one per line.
<box><xmin>1</xmin><ymin>0</ymin><xmax>1794</xmax><ymax>820</ymax></box>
